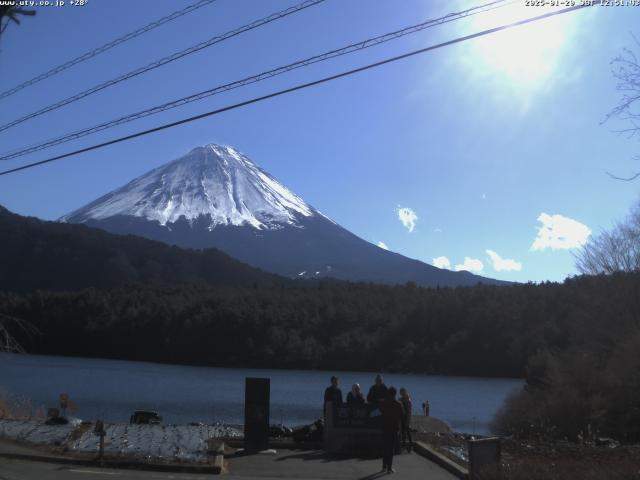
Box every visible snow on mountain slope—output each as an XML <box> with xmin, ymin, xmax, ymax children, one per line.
<box><xmin>61</xmin><ymin>144</ymin><xmax>319</xmax><ymax>230</ymax></box>
<box><xmin>60</xmin><ymin>143</ymin><xmax>508</xmax><ymax>287</ymax></box>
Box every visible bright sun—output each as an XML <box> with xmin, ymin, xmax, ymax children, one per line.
<box><xmin>467</xmin><ymin>3</ymin><xmax>573</xmax><ymax>86</ymax></box>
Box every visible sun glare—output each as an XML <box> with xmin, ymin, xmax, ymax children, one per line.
<box><xmin>467</xmin><ymin>3</ymin><xmax>573</xmax><ymax>86</ymax></box>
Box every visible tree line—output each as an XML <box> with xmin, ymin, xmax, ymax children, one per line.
<box><xmin>1</xmin><ymin>271</ymin><xmax>638</xmax><ymax>415</ymax></box>
<box><xmin>493</xmin><ymin>198</ymin><xmax>640</xmax><ymax>443</ymax></box>
<box><xmin>0</xmin><ymin>205</ymin><xmax>285</xmax><ymax>292</ymax></box>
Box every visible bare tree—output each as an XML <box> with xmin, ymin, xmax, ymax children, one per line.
<box><xmin>581</xmin><ymin>39</ymin><xmax>640</xmax><ymax>273</ymax></box>
<box><xmin>576</xmin><ymin>200</ymin><xmax>640</xmax><ymax>274</ymax></box>
<box><xmin>606</xmin><ymin>35</ymin><xmax>640</xmax><ymax>181</ymax></box>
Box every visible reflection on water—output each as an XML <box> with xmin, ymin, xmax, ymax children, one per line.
<box><xmin>0</xmin><ymin>353</ymin><xmax>522</xmax><ymax>434</ymax></box>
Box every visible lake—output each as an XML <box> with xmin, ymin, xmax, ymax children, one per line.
<box><xmin>0</xmin><ymin>353</ymin><xmax>523</xmax><ymax>435</ymax></box>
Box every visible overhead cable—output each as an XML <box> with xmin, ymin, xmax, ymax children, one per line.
<box><xmin>0</xmin><ymin>0</ymin><xmax>326</xmax><ymax>133</ymax></box>
<box><xmin>0</xmin><ymin>0</ymin><xmax>219</xmax><ymax>100</ymax></box>
<box><xmin>0</xmin><ymin>0</ymin><xmax>513</xmax><ymax>161</ymax></box>
<box><xmin>0</xmin><ymin>3</ymin><xmax>596</xmax><ymax>177</ymax></box>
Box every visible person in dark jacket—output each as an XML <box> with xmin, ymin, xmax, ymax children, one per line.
<box><xmin>399</xmin><ymin>387</ymin><xmax>413</xmax><ymax>451</ymax></box>
<box><xmin>366</xmin><ymin>374</ymin><xmax>388</xmax><ymax>405</ymax></box>
<box><xmin>380</xmin><ymin>386</ymin><xmax>404</xmax><ymax>474</ymax></box>
<box><xmin>346</xmin><ymin>383</ymin><xmax>365</xmax><ymax>405</ymax></box>
<box><xmin>323</xmin><ymin>376</ymin><xmax>342</xmax><ymax>418</ymax></box>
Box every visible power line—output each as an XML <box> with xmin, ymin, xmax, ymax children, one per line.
<box><xmin>0</xmin><ymin>3</ymin><xmax>596</xmax><ymax>178</ymax></box>
<box><xmin>0</xmin><ymin>0</ymin><xmax>218</xmax><ymax>100</ymax></box>
<box><xmin>0</xmin><ymin>0</ymin><xmax>513</xmax><ymax>162</ymax></box>
<box><xmin>0</xmin><ymin>0</ymin><xmax>325</xmax><ymax>133</ymax></box>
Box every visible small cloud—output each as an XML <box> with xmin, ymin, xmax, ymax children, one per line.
<box><xmin>481</xmin><ymin>193</ymin><xmax>487</xmax><ymax>200</ymax></box>
<box><xmin>377</xmin><ymin>241</ymin><xmax>389</xmax><ymax>250</ymax></box>
<box><xmin>455</xmin><ymin>257</ymin><xmax>484</xmax><ymax>273</ymax></box>
<box><xmin>531</xmin><ymin>213</ymin><xmax>591</xmax><ymax>251</ymax></box>
<box><xmin>486</xmin><ymin>249</ymin><xmax>522</xmax><ymax>272</ymax></box>
<box><xmin>434</xmin><ymin>227</ymin><xmax>442</xmax><ymax>233</ymax></box>
<box><xmin>433</xmin><ymin>256</ymin><xmax>451</xmax><ymax>269</ymax></box>
<box><xmin>397</xmin><ymin>207</ymin><xmax>418</xmax><ymax>233</ymax></box>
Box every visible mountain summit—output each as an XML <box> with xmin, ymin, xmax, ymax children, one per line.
<box><xmin>62</xmin><ymin>144</ymin><xmax>506</xmax><ymax>287</ymax></box>
<box><xmin>62</xmin><ymin>144</ymin><xmax>321</xmax><ymax>229</ymax></box>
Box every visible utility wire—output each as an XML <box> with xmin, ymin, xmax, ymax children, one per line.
<box><xmin>0</xmin><ymin>0</ymin><xmax>325</xmax><ymax>133</ymax></box>
<box><xmin>0</xmin><ymin>0</ymin><xmax>218</xmax><ymax>101</ymax></box>
<box><xmin>0</xmin><ymin>3</ymin><xmax>597</xmax><ymax>178</ymax></box>
<box><xmin>0</xmin><ymin>0</ymin><xmax>513</xmax><ymax>162</ymax></box>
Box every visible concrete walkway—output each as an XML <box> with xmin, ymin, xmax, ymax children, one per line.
<box><xmin>0</xmin><ymin>443</ymin><xmax>460</xmax><ymax>479</ymax></box>
<box><xmin>0</xmin><ymin>437</ymin><xmax>461</xmax><ymax>479</ymax></box>
<box><xmin>0</xmin><ymin>457</ymin><xmax>213</xmax><ymax>480</ymax></box>
<box><xmin>224</xmin><ymin>448</ymin><xmax>460</xmax><ymax>479</ymax></box>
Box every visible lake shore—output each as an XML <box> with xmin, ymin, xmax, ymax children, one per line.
<box><xmin>1</xmin><ymin>353</ymin><xmax>522</xmax><ymax>434</ymax></box>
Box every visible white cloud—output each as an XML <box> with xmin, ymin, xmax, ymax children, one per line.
<box><xmin>377</xmin><ymin>241</ymin><xmax>389</xmax><ymax>250</ymax></box>
<box><xmin>434</xmin><ymin>227</ymin><xmax>442</xmax><ymax>233</ymax></box>
<box><xmin>486</xmin><ymin>249</ymin><xmax>522</xmax><ymax>272</ymax></box>
<box><xmin>397</xmin><ymin>207</ymin><xmax>418</xmax><ymax>233</ymax></box>
<box><xmin>433</xmin><ymin>256</ymin><xmax>451</xmax><ymax>269</ymax></box>
<box><xmin>481</xmin><ymin>193</ymin><xmax>487</xmax><ymax>200</ymax></box>
<box><xmin>454</xmin><ymin>257</ymin><xmax>484</xmax><ymax>273</ymax></box>
<box><xmin>531</xmin><ymin>213</ymin><xmax>591</xmax><ymax>251</ymax></box>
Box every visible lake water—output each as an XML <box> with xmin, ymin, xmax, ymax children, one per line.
<box><xmin>0</xmin><ymin>354</ymin><xmax>523</xmax><ymax>435</ymax></box>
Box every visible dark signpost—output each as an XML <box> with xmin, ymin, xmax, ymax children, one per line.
<box><xmin>244</xmin><ymin>377</ymin><xmax>270</xmax><ymax>451</ymax></box>
<box><xmin>93</xmin><ymin>420</ymin><xmax>106</xmax><ymax>466</ymax></box>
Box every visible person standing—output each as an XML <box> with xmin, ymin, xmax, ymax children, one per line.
<box><xmin>367</xmin><ymin>374</ymin><xmax>388</xmax><ymax>405</ymax></box>
<box><xmin>346</xmin><ymin>383</ymin><xmax>365</xmax><ymax>405</ymax></box>
<box><xmin>380</xmin><ymin>386</ymin><xmax>404</xmax><ymax>474</ymax></box>
<box><xmin>323</xmin><ymin>376</ymin><xmax>342</xmax><ymax>419</ymax></box>
<box><xmin>399</xmin><ymin>387</ymin><xmax>413</xmax><ymax>451</ymax></box>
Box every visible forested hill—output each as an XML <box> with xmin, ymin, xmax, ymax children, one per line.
<box><xmin>0</xmin><ymin>205</ymin><xmax>285</xmax><ymax>291</ymax></box>
<box><xmin>3</xmin><ymin>272</ymin><xmax>639</xmax><ymax>379</ymax></box>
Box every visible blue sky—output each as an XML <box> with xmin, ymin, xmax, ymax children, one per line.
<box><xmin>0</xmin><ymin>0</ymin><xmax>639</xmax><ymax>283</ymax></box>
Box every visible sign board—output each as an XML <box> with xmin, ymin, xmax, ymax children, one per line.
<box><xmin>244</xmin><ymin>377</ymin><xmax>270</xmax><ymax>451</ymax></box>
<box><xmin>47</xmin><ymin>407</ymin><xmax>59</xmax><ymax>419</ymax></box>
<box><xmin>334</xmin><ymin>405</ymin><xmax>370</xmax><ymax>428</ymax></box>
<box><xmin>468</xmin><ymin>437</ymin><xmax>501</xmax><ymax>480</ymax></box>
<box><xmin>59</xmin><ymin>393</ymin><xmax>69</xmax><ymax>409</ymax></box>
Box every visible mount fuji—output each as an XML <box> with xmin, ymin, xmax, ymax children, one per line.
<box><xmin>61</xmin><ymin>144</ymin><xmax>504</xmax><ymax>287</ymax></box>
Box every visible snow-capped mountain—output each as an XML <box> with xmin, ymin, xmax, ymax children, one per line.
<box><xmin>62</xmin><ymin>144</ymin><xmax>320</xmax><ymax>229</ymax></box>
<box><xmin>62</xmin><ymin>144</ymin><xmax>505</xmax><ymax>287</ymax></box>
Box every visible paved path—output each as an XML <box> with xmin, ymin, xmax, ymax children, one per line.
<box><xmin>0</xmin><ymin>449</ymin><xmax>459</xmax><ymax>480</ymax></box>
<box><xmin>0</xmin><ymin>457</ymin><xmax>211</xmax><ymax>480</ymax></box>
<box><xmin>224</xmin><ymin>448</ymin><xmax>459</xmax><ymax>479</ymax></box>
